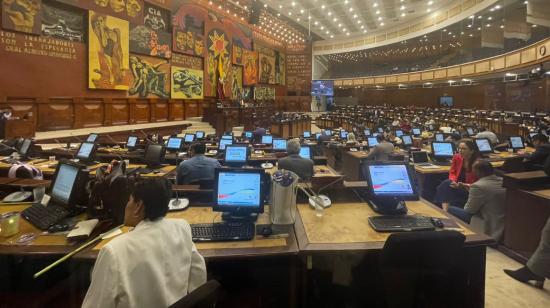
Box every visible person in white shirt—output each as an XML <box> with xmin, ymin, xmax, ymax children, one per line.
<box><xmin>475</xmin><ymin>127</ymin><xmax>499</xmax><ymax>145</ymax></box>
<box><xmin>82</xmin><ymin>178</ymin><xmax>207</xmax><ymax>308</ymax></box>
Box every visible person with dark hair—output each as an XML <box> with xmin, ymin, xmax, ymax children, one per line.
<box><xmin>252</xmin><ymin>123</ymin><xmax>266</xmax><ymax>143</ymax></box>
<box><xmin>446</xmin><ymin>160</ymin><xmax>506</xmax><ymax>242</ymax></box>
<box><xmin>366</xmin><ymin>134</ymin><xmax>395</xmax><ymax>161</ymax></box>
<box><xmin>475</xmin><ymin>126</ymin><xmax>499</xmax><ymax>145</ymax></box>
<box><xmin>524</xmin><ymin>134</ymin><xmax>550</xmax><ymax>170</ymax></box>
<box><xmin>435</xmin><ymin>139</ymin><xmax>483</xmax><ymax>211</ymax></box>
<box><xmin>176</xmin><ymin>142</ymin><xmax>221</xmax><ymax>184</ymax></box>
<box><xmin>82</xmin><ymin>178</ymin><xmax>206</xmax><ymax>307</ymax></box>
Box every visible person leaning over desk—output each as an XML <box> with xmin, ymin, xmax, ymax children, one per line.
<box><xmin>524</xmin><ymin>133</ymin><xmax>550</xmax><ymax>171</ymax></box>
<box><xmin>435</xmin><ymin>139</ymin><xmax>483</xmax><ymax>211</ymax></box>
<box><xmin>278</xmin><ymin>138</ymin><xmax>314</xmax><ymax>180</ymax></box>
<box><xmin>82</xmin><ymin>178</ymin><xmax>207</xmax><ymax>308</ymax></box>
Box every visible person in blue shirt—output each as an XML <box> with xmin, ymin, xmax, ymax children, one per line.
<box><xmin>176</xmin><ymin>142</ymin><xmax>221</xmax><ymax>184</ymax></box>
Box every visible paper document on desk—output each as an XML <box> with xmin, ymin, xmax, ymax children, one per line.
<box><xmin>417</xmin><ymin>165</ymin><xmax>440</xmax><ymax>169</ymax></box>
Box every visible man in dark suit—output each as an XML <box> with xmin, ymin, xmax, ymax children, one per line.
<box><xmin>278</xmin><ymin>139</ymin><xmax>314</xmax><ymax>180</ymax></box>
<box><xmin>524</xmin><ymin>134</ymin><xmax>550</xmax><ymax>170</ymax></box>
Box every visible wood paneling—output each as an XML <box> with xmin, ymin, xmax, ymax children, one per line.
<box><xmin>461</xmin><ymin>64</ymin><xmax>475</xmax><ymax>75</ymax></box>
<box><xmin>151</xmin><ymin>100</ymin><xmax>169</xmax><ymax>122</ymax></box>
<box><xmin>422</xmin><ymin>71</ymin><xmax>434</xmax><ymax>80</ymax></box>
<box><xmin>73</xmin><ymin>98</ymin><xmax>103</xmax><ymax>129</ymax></box>
<box><xmin>506</xmin><ymin>53</ymin><xmax>521</xmax><ymax>67</ymax></box>
<box><xmin>37</xmin><ymin>98</ymin><xmax>74</xmax><ymax>131</ymax></box>
<box><xmin>491</xmin><ymin>57</ymin><xmax>505</xmax><ymax>70</ymax></box>
<box><xmin>521</xmin><ymin>47</ymin><xmax>537</xmax><ymax>64</ymax></box>
<box><xmin>475</xmin><ymin>61</ymin><xmax>490</xmax><ymax>73</ymax></box>
<box><xmin>130</xmin><ymin>100</ymin><xmax>150</xmax><ymax>124</ymax></box>
<box><xmin>434</xmin><ymin>69</ymin><xmax>447</xmax><ymax>79</ymax></box>
<box><xmin>185</xmin><ymin>101</ymin><xmax>199</xmax><ymax>118</ymax></box>
<box><xmin>105</xmin><ymin>99</ymin><xmax>129</xmax><ymax>126</ymax></box>
<box><xmin>170</xmin><ymin>100</ymin><xmax>185</xmax><ymax>121</ymax></box>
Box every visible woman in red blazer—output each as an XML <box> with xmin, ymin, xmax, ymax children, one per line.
<box><xmin>435</xmin><ymin>139</ymin><xmax>482</xmax><ymax>210</ymax></box>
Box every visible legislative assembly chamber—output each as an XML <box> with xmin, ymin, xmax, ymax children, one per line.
<box><xmin>1</xmin><ymin>0</ymin><xmax>550</xmax><ymax>307</ymax></box>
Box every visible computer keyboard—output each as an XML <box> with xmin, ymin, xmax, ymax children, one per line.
<box><xmin>191</xmin><ymin>222</ymin><xmax>255</xmax><ymax>242</ymax></box>
<box><xmin>368</xmin><ymin>215</ymin><xmax>436</xmax><ymax>232</ymax></box>
<box><xmin>136</xmin><ymin>167</ymin><xmax>154</xmax><ymax>174</ymax></box>
<box><xmin>21</xmin><ymin>203</ymin><xmax>70</xmax><ymax>230</ymax></box>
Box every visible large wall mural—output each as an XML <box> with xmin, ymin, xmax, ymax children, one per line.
<box><xmin>128</xmin><ymin>54</ymin><xmax>170</xmax><ymax>98</ymax></box>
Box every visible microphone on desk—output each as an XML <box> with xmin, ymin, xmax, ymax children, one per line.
<box><xmin>70</xmin><ymin>134</ymin><xmax>83</xmax><ymax>143</ymax></box>
<box><xmin>105</xmin><ymin>134</ymin><xmax>120</xmax><ymax>147</ymax></box>
<box><xmin>169</xmin><ymin>154</ymin><xmax>188</xmax><ymax>209</ymax></box>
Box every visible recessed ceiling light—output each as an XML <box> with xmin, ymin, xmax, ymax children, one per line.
<box><xmin>401</xmin><ymin>13</ymin><xmax>406</xmax><ymax>17</ymax></box>
<box><xmin>427</xmin><ymin>8</ymin><xmax>431</xmax><ymax>12</ymax></box>
<box><xmin>321</xmin><ymin>5</ymin><xmax>325</xmax><ymax>9</ymax></box>
<box><xmin>401</xmin><ymin>6</ymin><xmax>405</xmax><ymax>10</ymax></box>
<box><xmin>428</xmin><ymin>1</ymin><xmax>433</xmax><ymax>5</ymax></box>
<box><xmin>349</xmin><ymin>7</ymin><xmax>353</xmax><ymax>12</ymax></box>
<box><xmin>380</xmin><ymin>22</ymin><xmax>384</xmax><ymax>26</ymax></box>
<box><xmin>376</xmin><ymin>10</ymin><xmax>380</xmax><ymax>15</ymax></box>
<box><xmin>291</xmin><ymin>2</ymin><xmax>296</xmax><ymax>7</ymax></box>
<box><xmin>373</xmin><ymin>2</ymin><xmax>378</xmax><ymax>7</ymax></box>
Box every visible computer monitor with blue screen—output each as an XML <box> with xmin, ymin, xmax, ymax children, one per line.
<box><xmin>86</xmin><ymin>133</ymin><xmax>98</xmax><ymax>143</ymax></box>
<box><xmin>222</xmin><ymin>135</ymin><xmax>233</xmax><ymax>140</ymax></box>
<box><xmin>475</xmin><ymin>138</ymin><xmax>493</xmax><ymax>154</ymax></box>
<box><xmin>261</xmin><ymin>135</ymin><xmax>273</xmax><ymax>144</ymax></box>
<box><xmin>412</xmin><ymin>128</ymin><xmax>421</xmax><ymax>136</ymax></box>
<box><xmin>364</xmin><ymin>128</ymin><xmax>371</xmax><ymax>136</ymax></box>
<box><xmin>184</xmin><ymin>134</ymin><xmax>195</xmax><ymax>143</ymax></box>
<box><xmin>340</xmin><ymin>131</ymin><xmax>348</xmax><ymax>139</ymax></box>
<box><xmin>467</xmin><ymin>127</ymin><xmax>475</xmax><ymax>136</ymax></box>
<box><xmin>195</xmin><ymin>131</ymin><xmax>205</xmax><ymax>139</ymax></box>
<box><xmin>272</xmin><ymin>138</ymin><xmax>287</xmax><ymax>151</ymax></box>
<box><xmin>76</xmin><ymin>142</ymin><xmax>95</xmax><ymax>161</ymax></box>
<box><xmin>219</xmin><ymin>138</ymin><xmax>233</xmax><ymax>150</ymax></box>
<box><xmin>244</xmin><ymin>131</ymin><xmax>253</xmax><ymax>139</ymax></box>
<box><xmin>213</xmin><ymin>168</ymin><xmax>265</xmax><ymax>220</ymax></box>
<box><xmin>51</xmin><ymin>162</ymin><xmax>82</xmax><ymax>207</ymax></box>
<box><xmin>431</xmin><ymin>142</ymin><xmax>454</xmax><ymax>158</ymax></box>
<box><xmin>435</xmin><ymin>133</ymin><xmax>445</xmax><ymax>142</ymax></box>
<box><xmin>367</xmin><ymin>137</ymin><xmax>379</xmax><ymax>148</ymax></box>
<box><xmin>224</xmin><ymin>145</ymin><xmax>248</xmax><ymax>165</ymax></box>
<box><xmin>324</xmin><ymin>129</ymin><xmax>332</xmax><ymax>136</ymax></box>
<box><xmin>126</xmin><ymin>136</ymin><xmax>138</xmax><ymax>149</ymax></box>
<box><xmin>303</xmin><ymin>131</ymin><xmax>311</xmax><ymax>138</ymax></box>
<box><xmin>377</xmin><ymin>127</ymin><xmax>384</xmax><ymax>133</ymax></box>
<box><xmin>299</xmin><ymin>146</ymin><xmax>312</xmax><ymax>159</ymax></box>
<box><xmin>401</xmin><ymin>135</ymin><xmax>413</xmax><ymax>146</ymax></box>
<box><xmin>509</xmin><ymin>136</ymin><xmax>525</xmax><ymax>150</ymax></box>
<box><xmin>315</xmin><ymin>133</ymin><xmax>321</xmax><ymax>140</ymax></box>
<box><xmin>167</xmin><ymin>137</ymin><xmax>183</xmax><ymax>151</ymax></box>
<box><xmin>395</xmin><ymin>130</ymin><xmax>403</xmax><ymax>137</ymax></box>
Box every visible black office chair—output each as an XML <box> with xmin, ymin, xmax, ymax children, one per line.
<box><xmin>378</xmin><ymin>230</ymin><xmax>466</xmax><ymax>308</ymax></box>
<box><xmin>169</xmin><ymin>280</ymin><xmax>222</xmax><ymax>308</ymax></box>
<box><xmin>496</xmin><ymin>156</ymin><xmax>525</xmax><ymax>175</ymax></box>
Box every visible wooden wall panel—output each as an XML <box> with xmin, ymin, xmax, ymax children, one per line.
<box><xmin>74</xmin><ymin>98</ymin><xmax>103</xmax><ymax>129</ymax></box>
<box><xmin>37</xmin><ymin>98</ymin><xmax>74</xmax><ymax>131</ymax></box>
<box><xmin>491</xmin><ymin>57</ymin><xmax>506</xmax><ymax>70</ymax></box>
<box><xmin>170</xmin><ymin>100</ymin><xmax>185</xmax><ymax>121</ymax></box>
<box><xmin>151</xmin><ymin>100</ymin><xmax>169</xmax><ymax>122</ymax></box>
<box><xmin>185</xmin><ymin>101</ymin><xmax>199</xmax><ymax>118</ymax></box>
<box><xmin>521</xmin><ymin>47</ymin><xmax>537</xmax><ymax>64</ymax></box>
<box><xmin>422</xmin><ymin>71</ymin><xmax>434</xmax><ymax>80</ymax></box>
<box><xmin>105</xmin><ymin>99</ymin><xmax>129</xmax><ymax>126</ymax></box>
<box><xmin>506</xmin><ymin>53</ymin><xmax>521</xmax><ymax>67</ymax></box>
<box><xmin>434</xmin><ymin>69</ymin><xmax>447</xmax><ymax>79</ymax></box>
<box><xmin>130</xmin><ymin>100</ymin><xmax>150</xmax><ymax>124</ymax></box>
<box><xmin>461</xmin><ymin>64</ymin><xmax>475</xmax><ymax>75</ymax></box>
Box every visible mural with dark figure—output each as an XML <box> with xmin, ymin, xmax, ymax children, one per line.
<box><xmin>41</xmin><ymin>1</ymin><xmax>84</xmax><ymax>42</ymax></box>
<box><xmin>171</xmin><ymin>67</ymin><xmax>203</xmax><ymax>99</ymax></box>
<box><xmin>128</xmin><ymin>55</ymin><xmax>169</xmax><ymax>98</ymax></box>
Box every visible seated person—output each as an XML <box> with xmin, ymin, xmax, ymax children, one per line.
<box><xmin>445</xmin><ymin>133</ymin><xmax>461</xmax><ymax>147</ymax></box>
<box><xmin>439</xmin><ymin>126</ymin><xmax>453</xmax><ymax>134</ymax></box>
<box><xmin>475</xmin><ymin>127</ymin><xmax>499</xmax><ymax>145</ymax></box>
<box><xmin>504</xmin><ymin>215</ymin><xmax>550</xmax><ymax>288</ymax></box>
<box><xmin>252</xmin><ymin>124</ymin><xmax>266</xmax><ymax>143</ymax></box>
<box><xmin>524</xmin><ymin>134</ymin><xmax>550</xmax><ymax>170</ymax></box>
<box><xmin>435</xmin><ymin>140</ymin><xmax>483</xmax><ymax>211</ymax></box>
<box><xmin>387</xmin><ymin>131</ymin><xmax>402</xmax><ymax>145</ymax></box>
<box><xmin>366</xmin><ymin>135</ymin><xmax>395</xmax><ymax>161</ymax></box>
<box><xmin>82</xmin><ymin>178</ymin><xmax>207</xmax><ymax>307</ymax></box>
<box><xmin>346</xmin><ymin>132</ymin><xmax>357</xmax><ymax>145</ymax></box>
<box><xmin>446</xmin><ymin>161</ymin><xmax>506</xmax><ymax>242</ymax></box>
<box><xmin>177</xmin><ymin>142</ymin><xmax>221</xmax><ymax>185</ymax></box>
<box><xmin>278</xmin><ymin>139</ymin><xmax>314</xmax><ymax>180</ymax></box>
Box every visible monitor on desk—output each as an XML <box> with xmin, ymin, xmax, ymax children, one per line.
<box><xmin>184</xmin><ymin>134</ymin><xmax>195</xmax><ymax>143</ymax></box>
<box><xmin>222</xmin><ymin>134</ymin><xmax>233</xmax><ymax>140</ymax></box>
<box><xmin>509</xmin><ymin>136</ymin><xmax>525</xmax><ymax>150</ymax></box>
<box><xmin>401</xmin><ymin>135</ymin><xmax>413</xmax><ymax>147</ymax></box>
<box><xmin>435</xmin><ymin>133</ymin><xmax>445</xmax><ymax>142</ymax></box>
<box><xmin>195</xmin><ymin>131</ymin><xmax>205</xmax><ymax>139</ymax></box>
<box><xmin>213</xmin><ymin>168</ymin><xmax>265</xmax><ymax>220</ymax></box>
<box><xmin>303</xmin><ymin>131</ymin><xmax>311</xmax><ymax>138</ymax></box>
<box><xmin>244</xmin><ymin>131</ymin><xmax>253</xmax><ymax>139</ymax></box>
<box><xmin>76</xmin><ymin>142</ymin><xmax>96</xmax><ymax>162</ymax></box>
<box><xmin>50</xmin><ymin>162</ymin><xmax>86</xmax><ymax>208</ymax></box>
<box><xmin>466</xmin><ymin>127</ymin><xmax>475</xmax><ymax>136</ymax></box>
<box><xmin>299</xmin><ymin>146</ymin><xmax>312</xmax><ymax>159</ymax></box>
<box><xmin>315</xmin><ymin>132</ymin><xmax>322</xmax><ymax>140</ymax></box>
<box><xmin>144</xmin><ymin>144</ymin><xmax>165</xmax><ymax>167</ymax></box>
<box><xmin>224</xmin><ymin>145</ymin><xmax>248</xmax><ymax>166</ymax></box>
<box><xmin>475</xmin><ymin>138</ymin><xmax>493</xmax><ymax>154</ymax></box>
<box><xmin>377</xmin><ymin>127</ymin><xmax>384</xmax><ymax>134</ymax></box>
<box><xmin>431</xmin><ymin>142</ymin><xmax>455</xmax><ymax>158</ymax></box>
<box><xmin>412</xmin><ymin>128</ymin><xmax>421</xmax><ymax>136</ymax></box>
<box><xmin>364</xmin><ymin>128</ymin><xmax>371</xmax><ymax>136</ymax></box>
<box><xmin>86</xmin><ymin>133</ymin><xmax>99</xmax><ymax>143</ymax></box>
<box><xmin>340</xmin><ymin>131</ymin><xmax>348</xmax><ymax>139</ymax></box>
<box><xmin>218</xmin><ymin>138</ymin><xmax>233</xmax><ymax>151</ymax></box>
<box><xmin>18</xmin><ymin>139</ymin><xmax>32</xmax><ymax>157</ymax></box>
<box><xmin>272</xmin><ymin>138</ymin><xmax>288</xmax><ymax>151</ymax></box>
<box><xmin>261</xmin><ymin>135</ymin><xmax>273</xmax><ymax>145</ymax></box>
<box><xmin>395</xmin><ymin>130</ymin><xmax>404</xmax><ymax>137</ymax></box>
<box><xmin>166</xmin><ymin>137</ymin><xmax>183</xmax><ymax>151</ymax></box>
<box><xmin>367</xmin><ymin>136</ymin><xmax>379</xmax><ymax>148</ymax></box>
<box><xmin>126</xmin><ymin>136</ymin><xmax>139</xmax><ymax>149</ymax></box>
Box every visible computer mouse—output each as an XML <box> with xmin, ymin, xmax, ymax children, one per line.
<box><xmin>153</xmin><ymin>170</ymin><xmax>161</xmax><ymax>174</ymax></box>
<box><xmin>430</xmin><ymin>217</ymin><xmax>444</xmax><ymax>228</ymax></box>
<box><xmin>259</xmin><ymin>226</ymin><xmax>273</xmax><ymax>237</ymax></box>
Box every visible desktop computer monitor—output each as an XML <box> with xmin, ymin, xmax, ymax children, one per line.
<box><xmin>261</xmin><ymin>135</ymin><xmax>273</xmax><ymax>144</ymax></box>
<box><xmin>364</xmin><ymin>128</ymin><xmax>371</xmax><ymax>136</ymax></box>
<box><xmin>126</xmin><ymin>136</ymin><xmax>139</xmax><ymax>149</ymax></box>
<box><xmin>222</xmin><ymin>134</ymin><xmax>233</xmax><ymax>140</ymax></box>
<box><xmin>144</xmin><ymin>144</ymin><xmax>165</xmax><ymax>167</ymax></box>
<box><xmin>340</xmin><ymin>131</ymin><xmax>348</xmax><ymax>139</ymax></box>
<box><xmin>272</xmin><ymin>138</ymin><xmax>288</xmax><ymax>151</ymax></box>
<box><xmin>435</xmin><ymin>133</ymin><xmax>445</xmax><ymax>142</ymax></box>
<box><xmin>303</xmin><ymin>131</ymin><xmax>311</xmax><ymax>138</ymax></box>
<box><xmin>218</xmin><ymin>138</ymin><xmax>233</xmax><ymax>151</ymax></box>
<box><xmin>401</xmin><ymin>135</ymin><xmax>413</xmax><ymax>147</ymax></box>
<box><xmin>224</xmin><ymin>145</ymin><xmax>248</xmax><ymax>164</ymax></box>
<box><xmin>324</xmin><ymin>129</ymin><xmax>332</xmax><ymax>136</ymax></box>
<box><xmin>412</xmin><ymin>128</ymin><xmax>421</xmax><ymax>136</ymax></box>
<box><xmin>184</xmin><ymin>134</ymin><xmax>195</xmax><ymax>143</ymax></box>
<box><xmin>431</xmin><ymin>142</ymin><xmax>455</xmax><ymax>159</ymax></box>
<box><xmin>509</xmin><ymin>136</ymin><xmax>525</xmax><ymax>150</ymax></box>
<box><xmin>377</xmin><ymin>127</ymin><xmax>384</xmax><ymax>134</ymax></box>
<box><xmin>195</xmin><ymin>131</ymin><xmax>205</xmax><ymax>139</ymax></box>
<box><xmin>299</xmin><ymin>146</ymin><xmax>312</xmax><ymax>159</ymax></box>
<box><xmin>76</xmin><ymin>142</ymin><xmax>96</xmax><ymax>162</ymax></box>
<box><xmin>86</xmin><ymin>133</ymin><xmax>98</xmax><ymax>143</ymax></box>
<box><xmin>18</xmin><ymin>139</ymin><xmax>32</xmax><ymax>157</ymax></box>
<box><xmin>50</xmin><ymin>162</ymin><xmax>86</xmax><ymax>207</ymax></box>
<box><xmin>244</xmin><ymin>131</ymin><xmax>253</xmax><ymax>139</ymax></box>
<box><xmin>315</xmin><ymin>133</ymin><xmax>322</xmax><ymax>140</ymax></box>
<box><xmin>466</xmin><ymin>127</ymin><xmax>475</xmax><ymax>136</ymax></box>
<box><xmin>395</xmin><ymin>130</ymin><xmax>404</xmax><ymax>137</ymax></box>
<box><xmin>213</xmin><ymin>168</ymin><xmax>265</xmax><ymax>218</ymax></box>
<box><xmin>475</xmin><ymin>138</ymin><xmax>493</xmax><ymax>154</ymax></box>
<box><xmin>166</xmin><ymin>137</ymin><xmax>183</xmax><ymax>151</ymax></box>
<box><xmin>367</xmin><ymin>137</ymin><xmax>379</xmax><ymax>148</ymax></box>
